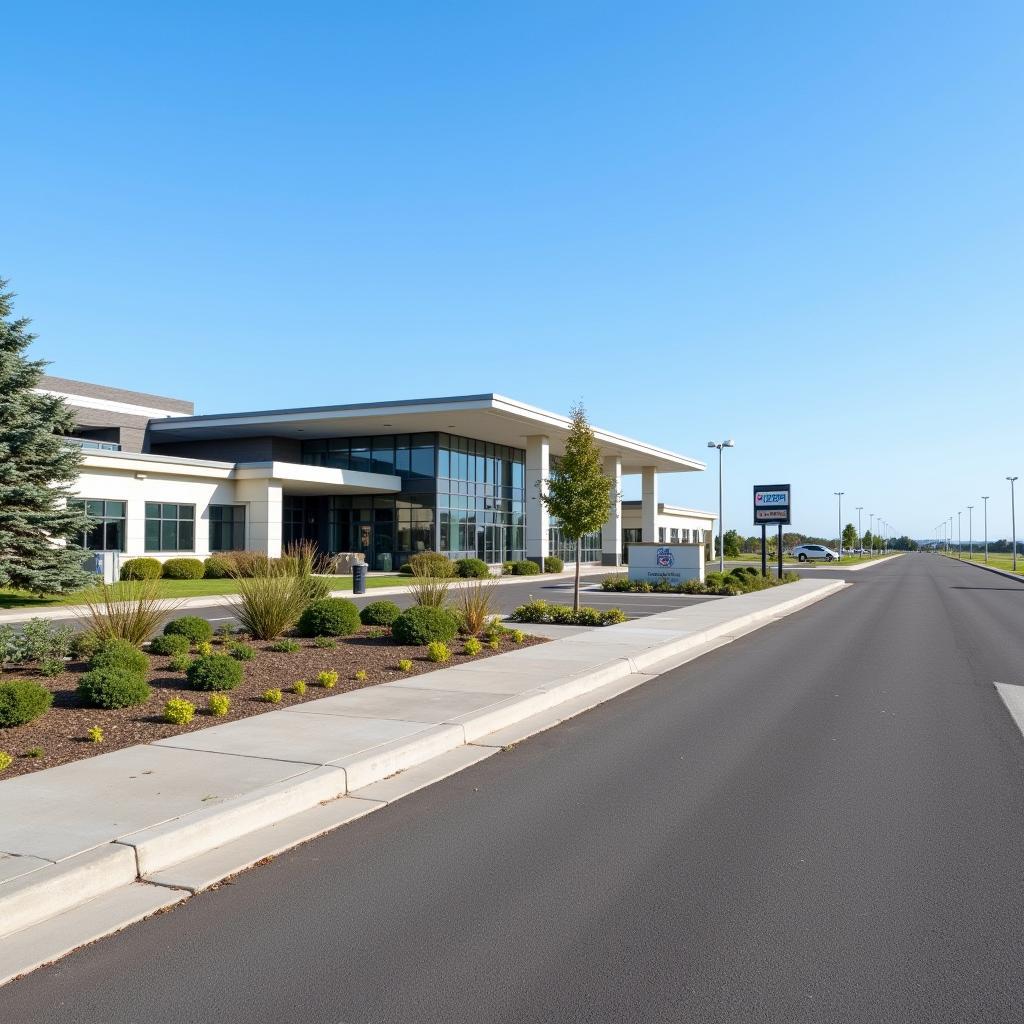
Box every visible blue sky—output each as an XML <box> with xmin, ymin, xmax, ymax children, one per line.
<box><xmin>4</xmin><ymin>2</ymin><xmax>1023</xmax><ymax>539</ymax></box>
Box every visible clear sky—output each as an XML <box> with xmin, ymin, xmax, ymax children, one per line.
<box><xmin>4</xmin><ymin>2</ymin><xmax>1023</xmax><ymax>540</ymax></box>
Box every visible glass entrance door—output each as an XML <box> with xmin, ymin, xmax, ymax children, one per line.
<box><xmin>352</xmin><ymin>522</ymin><xmax>373</xmax><ymax>564</ymax></box>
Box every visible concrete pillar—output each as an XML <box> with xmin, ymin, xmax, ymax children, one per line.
<box><xmin>641</xmin><ymin>466</ymin><xmax>658</xmax><ymax>542</ymax></box>
<box><xmin>525</xmin><ymin>435</ymin><xmax>550</xmax><ymax>567</ymax></box>
<box><xmin>601</xmin><ymin>455</ymin><xmax>622</xmax><ymax>565</ymax></box>
<box><xmin>235</xmin><ymin>480</ymin><xmax>283</xmax><ymax>558</ymax></box>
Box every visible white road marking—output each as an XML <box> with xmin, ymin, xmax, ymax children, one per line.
<box><xmin>994</xmin><ymin>682</ymin><xmax>1024</xmax><ymax>739</ymax></box>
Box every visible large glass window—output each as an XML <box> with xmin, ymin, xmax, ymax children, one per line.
<box><xmin>209</xmin><ymin>505</ymin><xmax>245</xmax><ymax>551</ymax></box>
<box><xmin>68</xmin><ymin>499</ymin><xmax>126</xmax><ymax>551</ymax></box>
<box><xmin>145</xmin><ymin>502</ymin><xmax>195</xmax><ymax>552</ymax></box>
<box><xmin>548</xmin><ymin>524</ymin><xmax>602</xmax><ymax>564</ymax></box>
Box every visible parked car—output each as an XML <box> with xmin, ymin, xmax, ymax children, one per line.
<box><xmin>792</xmin><ymin>544</ymin><xmax>841</xmax><ymax>562</ymax></box>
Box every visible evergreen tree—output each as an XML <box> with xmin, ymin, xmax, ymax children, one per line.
<box><xmin>841</xmin><ymin>522</ymin><xmax>858</xmax><ymax>552</ymax></box>
<box><xmin>0</xmin><ymin>281</ymin><xmax>92</xmax><ymax>594</ymax></box>
<box><xmin>541</xmin><ymin>404</ymin><xmax>613</xmax><ymax>611</ymax></box>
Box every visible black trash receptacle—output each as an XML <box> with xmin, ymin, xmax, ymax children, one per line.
<box><xmin>352</xmin><ymin>561</ymin><xmax>368</xmax><ymax>595</ymax></box>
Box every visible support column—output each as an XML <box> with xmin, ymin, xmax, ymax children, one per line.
<box><xmin>641</xmin><ymin>466</ymin><xmax>658</xmax><ymax>542</ymax></box>
<box><xmin>235</xmin><ymin>480</ymin><xmax>283</xmax><ymax>558</ymax></box>
<box><xmin>601</xmin><ymin>455</ymin><xmax>622</xmax><ymax>565</ymax></box>
<box><xmin>525</xmin><ymin>435</ymin><xmax>550</xmax><ymax>568</ymax></box>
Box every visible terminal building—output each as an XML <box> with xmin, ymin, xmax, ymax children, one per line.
<box><xmin>42</xmin><ymin>375</ymin><xmax>717</xmax><ymax>571</ymax></box>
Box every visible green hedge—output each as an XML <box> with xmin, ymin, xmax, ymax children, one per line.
<box><xmin>392</xmin><ymin>606</ymin><xmax>460</xmax><ymax>646</ymax></box>
<box><xmin>0</xmin><ymin>679</ymin><xmax>54</xmax><ymax>727</ymax></box>
<box><xmin>77</xmin><ymin>667</ymin><xmax>151</xmax><ymax>709</ymax></box>
<box><xmin>161</xmin><ymin>558</ymin><xmax>205</xmax><ymax>580</ymax></box>
<box><xmin>543</xmin><ymin>556</ymin><xmax>564</xmax><ymax>573</ymax></box>
<box><xmin>297</xmin><ymin>598</ymin><xmax>361</xmax><ymax>637</ymax></box>
<box><xmin>149</xmin><ymin>633</ymin><xmax>191</xmax><ymax>657</ymax></box>
<box><xmin>509</xmin><ymin>600</ymin><xmax>625</xmax><ymax>626</ymax></box>
<box><xmin>164</xmin><ymin>616</ymin><xmax>214</xmax><ymax>644</ymax></box>
<box><xmin>510</xmin><ymin>559</ymin><xmax>540</xmax><ymax>576</ymax></box>
<box><xmin>186</xmin><ymin>654</ymin><xmax>243</xmax><ymax>691</ymax></box>
<box><xmin>203</xmin><ymin>555</ymin><xmax>233</xmax><ymax>579</ymax></box>
<box><xmin>120</xmin><ymin>557</ymin><xmax>162</xmax><ymax>581</ymax></box>
<box><xmin>601</xmin><ymin>570</ymin><xmax>799</xmax><ymax>596</ymax></box>
<box><xmin>89</xmin><ymin>638</ymin><xmax>150</xmax><ymax>676</ymax></box>
<box><xmin>455</xmin><ymin>557</ymin><xmax>490</xmax><ymax>578</ymax></box>
<box><xmin>359</xmin><ymin>600</ymin><xmax>402</xmax><ymax>627</ymax></box>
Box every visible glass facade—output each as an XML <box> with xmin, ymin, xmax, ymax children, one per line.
<box><xmin>548</xmin><ymin>524</ymin><xmax>603</xmax><ymax>564</ymax></box>
<box><xmin>69</xmin><ymin>499</ymin><xmax>126</xmax><ymax>551</ymax></box>
<box><xmin>145</xmin><ymin>502</ymin><xmax>195</xmax><ymax>552</ymax></box>
<box><xmin>209</xmin><ymin>504</ymin><xmax>245</xmax><ymax>551</ymax></box>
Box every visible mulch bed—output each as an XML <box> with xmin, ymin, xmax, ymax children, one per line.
<box><xmin>0</xmin><ymin>627</ymin><xmax>546</xmax><ymax>780</ymax></box>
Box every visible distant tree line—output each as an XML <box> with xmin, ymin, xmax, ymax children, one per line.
<box><xmin>723</xmin><ymin>527</ymin><xmax>919</xmax><ymax>555</ymax></box>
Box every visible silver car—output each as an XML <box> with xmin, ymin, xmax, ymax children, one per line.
<box><xmin>793</xmin><ymin>544</ymin><xmax>840</xmax><ymax>562</ymax></box>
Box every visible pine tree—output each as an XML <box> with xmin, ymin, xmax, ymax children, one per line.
<box><xmin>0</xmin><ymin>281</ymin><xmax>92</xmax><ymax>594</ymax></box>
<box><xmin>541</xmin><ymin>404</ymin><xmax>613</xmax><ymax>611</ymax></box>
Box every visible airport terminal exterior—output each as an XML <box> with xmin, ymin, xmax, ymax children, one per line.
<box><xmin>44</xmin><ymin>376</ymin><xmax>717</xmax><ymax>571</ymax></box>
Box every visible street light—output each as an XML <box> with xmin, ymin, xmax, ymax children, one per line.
<box><xmin>868</xmin><ymin>513</ymin><xmax>875</xmax><ymax>556</ymax></box>
<box><xmin>949</xmin><ymin>515</ymin><xmax>954</xmax><ymax>557</ymax></box>
<box><xmin>957</xmin><ymin>510</ymin><xmax>962</xmax><ymax>560</ymax></box>
<box><xmin>1009</xmin><ymin>477</ymin><xmax>1019</xmax><ymax>573</ymax></box>
<box><xmin>967</xmin><ymin>505</ymin><xmax>973</xmax><ymax>560</ymax></box>
<box><xmin>982</xmin><ymin>496</ymin><xmax>989</xmax><ymax>562</ymax></box>
<box><xmin>856</xmin><ymin>506</ymin><xmax>863</xmax><ymax>557</ymax></box>
<box><xmin>834</xmin><ymin>492</ymin><xmax>844</xmax><ymax>559</ymax></box>
<box><xmin>707</xmin><ymin>439</ymin><xmax>734</xmax><ymax>573</ymax></box>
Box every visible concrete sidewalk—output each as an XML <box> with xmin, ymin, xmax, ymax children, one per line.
<box><xmin>0</xmin><ymin>576</ymin><xmax>846</xmax><ymax>985</ymax></box>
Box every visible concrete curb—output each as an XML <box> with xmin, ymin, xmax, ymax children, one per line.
<box><xmin>0</xmin><ymin>577</ymin><xmax>846</xmax><ymax>984</ymax></box>
<box><xmin>836</xmin><ymin>554</ymin><xmax>903</xmax><ymax>571</ymax></box>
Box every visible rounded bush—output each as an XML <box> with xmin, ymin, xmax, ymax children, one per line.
<box><xmin>359</xmin><ymin>600</ymin><xmax>402</xmax><ymax>627</ymax></box>
<box><xmin>77</xmin><ymin>668</ymin><xmax>151</xmax><ymax>709</ymax></box>
<box><xmin>203</xmin><ymin>555</ymin><xmax>233</xmax><ymax>579</ymax></box>
<box><xmin>297</xmin><ymin>598</ymin><xmax>361</xmax><ymax>638</ymax></box>
<box><xmin>186</xmin><ymin>654</ymin><xmax>243</xmax><ymax>691</ymax></box>
<box><xmin>163</xmin><ymin>698</ymin><xmax>196</xmax><ymax>725</ymax></box>
<box><xmin>544</xmin><ymin>556</ymin><xmax>564</xmax><ymax>573</ymax></box>
<box><xmin>392</xmin><ymin>606</ymin><xmax>460</xmax><ymax>646</ymax></box>
<box><xmin>120</xmin><ymin>557</ymin><xmax>162</xmax><ymax>581</ymax></box>
<box><xmin>89</xmin><ymin>638</ymin><xmax>150</xmax><ymax>676</ymax></box>
<box><xmin>455</xmin><ymin>558</ymin><xmax>490</xmax><ymax>578</ymax></box>
<box><xmin>227</xmin><ymin>642</ymin><xmax>256</xmax><ymax>661</ymax></box>
<box><xmin>207</xmin><ymin>693</ymin><xmax>231</xmax><ymax>716</ymax></box>
<box><xmin>164</xmin><ymin>616</ymin><xmax>214</xmax><ymax>645</ymax></box>
<box><xmin>0</xmin><ymin>680</ymin><xmax>54</xmax><ymax>727</ymax></box>
<box><xmin>0</xmin><ymin>751</ymin><xmax>12</xmax><ymax>774</ymax></box>
<box><xmin>149</xmin><ymin>633</ymin><xmax>191</xmax><ymax>657</ymax></box>
<box><xmin>512</xmin><ymin>559</ymin><xmax>541</xmax><ymax>576</ymax></box>
<box><xmin>161</xmin><ymin>558</ymin><xmax>205</xmax><ymax>580</ymax></box>
<box><xmin>70</xmin><ymin>630</ymin><xmax>102</xmax><ymax>662</ymax></box>
<box><xmin>406</xmin><ymin>551</ymin><xmax>456</xmax><ymax>578</ymax></box>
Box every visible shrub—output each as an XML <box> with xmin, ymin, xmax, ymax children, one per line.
<box><xmin>488</xmin><ymin>637</ymin><xmax>499</xmax><ymax>650</ymax></box>
<box><xmin>512</xmin><ymin>559</ymin><xmax>540</xmax><ymax>576</ymax></box>
<box><xmin>407</xmin><ymin>551</ymin><xmax>456</xmax><ymax>578</ymax></box>
<box><xmin>407</xmin><ymin>573</ymin><xmax>452</xmax><ymax>608</ymax></box>
<box><xmin>455</xmin><ymin>557</ymin><xmax>490</xmax><ymax>578</ymax></box>
<box><xmin>77</xmin><ymin>668</ymin><xmax>151</xmax><ymax>709</ymax></box>
<box><xmin>463</xmin><ymin>637</ymin><xmax>482</xmax><ymax>656</ymax></box>
<box><xmin>544</xmin><ymin>556</ymin><xmax>564</xmax><ymax>573</ymax></box>
<box><xmin>601</xmin><ymin>575</ymin><xmax>631</xmax><ymax>592</ymax></box>
<box><xmin>455</xmin><ymin>578</ymin><xmax>499</xmax><ymax>636</ymax></box>
<box><xmin>313</xmin><ymin>635</ymin><xmax>337</xmax><ymax>649</ymax></box>
<box><xmin>207</xmin><ymin>693</ymin><xmax>231</xmax><ymax>716</ymax></box>
<box><xmin>87</xmin><ymin>726</ymin><xmax>104</xmax><ymax>743</ymax></box>
<box><xmin>150</xmin><ymin>633</ymin><xmax>191</xmax><ymax>657</ymax></box>
<box><xmin>426</xmin><ymin>641</ymin><xmax>451</xmax><ymax>663</ymax></box>
<box><xmin>79</xmin><ymin>578</ymin><xmax>177</xmax><ymax>646</ymax></box>
<box><xmin>186</xmin><ymin>654</ymin><xmax>243</xmax><ymax>691</ymax></box>
<box><xmin>354</xmin><ymin>669</ymin><xmax>368</xmax><ymax>681</ymax></box>
<box><xmin>293</xmin><ymin>680</ymin><xmax>307</xmax><ymax>695</ymax></box>
<box><xmin>161</xmin><ymin>558</ymin><xmax>205</xmax><ymax>580</ymax></box>
<box><xmin>39</xmin><ymin>658</ymin><xmax>64</xmax><ymax>677</ymax></box>
<box><xmin>509</xmin><ymin>601</ymin><xmax>626</xmax><ymax>627</ymax></box>
<box><xmin>26</xmin><ymin>746</ymin><xmax>44</xmax><ymax>758</ymax></box>
<box><xmin>227</xmin><ymin>642</ymin><xmax>256</xmax><ymax>661</ymax></box>
<box><xmin>164</xmin><ymin>616</ymin><xmax>214</xmax><ymax>645</ymax></box>
<box><xmin>316</xmin><ymin>670</ymin><xmax>338</xmax><ymax>689</ymax></box>
<box><xmin>269</xmin><ymin>638</ymin><xmax>302</xmax><ymax>653</ymax></box>
<box><xmin>195</xmin><ymin>639</ymin><xmax>212</xmax><ymax>657</ymax></box>
<box><xmin>573</xmin><ymin>607</ymin><xmax>603</xmax><ymax>626</ymax></box>
<box><xmin>19</xmin><ymin>618</ymin><xmax>73</xmax><ymax>661</ymax></box>
<box><xmin>501</xmin><ymin>561</ymin><xmax>516</xmax><ymax>575</ymax></box>
<box><xmin>397</xmin><ymin>659</ymin><xmax>413</xmax><ymax>672</ymax></box>
<box><xmin>298</xmin><ymin>598</ymin><xmax>361</xmax><ymax>638</ymax></box>
<box><xmin>168</xmin><ymin>653</ymin><xmax>193</xmax><ymax>673</ymax></box>
<box><xmin>392</xmin><ymin>606</ymin><xmax>460</xmax><ymax>646</ymax></box>
<box><xmin>681</xmin><ymin>579</ymin><xmax>706</xmax><ymax>594</ymax></box>
<box><xmin>262</xmin><ymin>688</ymin><xmax>283</xmax><ymax>704</ymax></box>
<box><xmin>163</xmin><ymin>698</ymin><xmax>196</xmax><ymax>725</ymax></box>
<box><xmin>0</xmin><ymin>751</ymin><xmax>13</xmax><ymax>772</ymax></box>
<box><xmin>203</xmin><ymin>555</ymin><xmax>234</xmax><ymax>579</ymax></box>
<box><xmin>359</xmin><ymin>600</ymin><xmax>401</xmax><ymax>627</ymax></box>
<box><xmin>0</xmin><ymin>680</ymin><xmax>54</xmax><ymax>727</ymax></box>
<box><xmin>70</xmin><ymin>630</ymin><xmax>102</xmax><ymax>662</ymax></box>
<box><xmin>90</xmin><ymin>638</ymin><xmax>150</xmax><ymax>676</ymax></box>
<box><xmin>511</xmin><ymin>629</ymin><xmax>525</xmax><ymax>644</ymax></box>
<box><xmin>120</xmin><ymin>557</ymin><xmax>162</xmax><ymax>581</ymax></box>
<box><xmin>233</xmin><ymin>568</ymin><xmax>309</xmax><ymax>641</ymax></box>
<box><xmin>482</xmin><ymin>618</ymin><xmax>505</xmax><ymax>643</ymax></box>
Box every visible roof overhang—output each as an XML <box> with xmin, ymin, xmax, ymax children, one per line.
<box><xmin>148</xmin><ymin>394</ymin><xmax>705</xmax><ymax>475</ymax></box>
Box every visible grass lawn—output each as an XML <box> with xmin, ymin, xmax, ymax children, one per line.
<box><xmin>949</xmin><ymin>552</ymin><xmax>1023</xmax><ymax>576</ymax></box>
<box><xmin>729</xmin><ymin>552</ymin><xmax>892</xmax><ymax>567</ymax></box>
<box><xmin>0</xmin><ymin>574</ymin><xmax>417</xmax><ymax>610</ymax></box>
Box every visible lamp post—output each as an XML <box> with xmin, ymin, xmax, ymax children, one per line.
<box><xmin>982</xmin><ymin>496</ymin><xmax>989</xmax><ymax>562</ymax></box>
<box><xmin>949</xmin><ymin>515</ymin><xmax>954</xmax><ymax>557</ymax></box>
<box><xmin>707</xmin><ymin>439</ymin><xmax>734</xmax><ymax>573</ymax></box>
<box><xmin>868</xmin><ymin>513</ymin><xmax>875</xmax><ymax>556</ymax></box>
<box><xmin>957</xmin><ymin>510</ymin><xmax>962</xmax><ymax>560</ymax></box>
<box><xmin>856</xmin><ymin>506</ymin><xmax>863</xmax><ymax>557</ymax></box>
<box><xmin>967</xmin><ymin>505</ymin><xmax>973</xmax><ymax>560</ymax></box>
<box><xmin>834</xmin><ymin>492</ymin><xmax>844</xmax><ymax>559</ymax></box>
<box><xmin>1009</xmin><ymin>477</ymin><xmax>1019</xmax><ymax>573</ymax></box>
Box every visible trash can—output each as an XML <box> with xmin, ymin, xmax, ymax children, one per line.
<box><xmin>352</xmin><ymin>561</ymin><xmax>368</xmax><ymax>595</ymax></box>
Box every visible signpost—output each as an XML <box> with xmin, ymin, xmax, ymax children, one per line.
<box><xmin>753</xmin><ymin>485</ymin><xmax>791</xmax><ymax>579</ymax></box>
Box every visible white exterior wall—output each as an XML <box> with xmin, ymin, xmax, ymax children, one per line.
<box><xmin>525</xmin><ymin>435</ymin><xmax>550</xmax><ymax>567</ymax></box>
<box><xmin>622</xmin><ymin>505</ymin><xmax>717</xmax><ymax>558</ymax></box>
<box><xmin>601</xmin><ymin>455</ymin><xmax>622</xmax><ymax>566</ymax></box>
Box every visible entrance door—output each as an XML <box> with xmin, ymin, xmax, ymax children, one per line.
<box><xmin>352</xmin><ymin>522</ymin><xmax>373</xmax><ymax>564</ymax></box>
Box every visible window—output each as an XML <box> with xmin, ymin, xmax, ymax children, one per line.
<box><xmin>209</xmin><ymin>505</ymin><xmax>245</xmax><ymax>551</ymax></box>
<box><xmin>658</xmin><ymin>527</ymin><xmax>666</xmax><ymax>543</ymax></box>
<box><xmin>670</xmin><ymin>528</ymin><xmax>679</xmax><ymax>543</ymax></box>
<box><xmin>145</xmin><ymin>502</ymin><xmax>195</xmax><ymax>551</ymax></box>
<box><xmin>68</xmin><ymin>499</ymin><xmax>126</xmax><ymax>551</ymax></box>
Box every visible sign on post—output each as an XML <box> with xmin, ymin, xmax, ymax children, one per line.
<box><xmin>627</xmin><ymin>543</ymin><xmax>705</xmax><ymax>585</ymax></box>
<box><xmin>753</xmin><ymin>485</ymin><xmax>791</xmax><ymax>526</ymax></box>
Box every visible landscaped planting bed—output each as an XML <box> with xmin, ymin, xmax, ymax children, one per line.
<box><xmin>0</xmin><ymin>625</ymin><xmax>545</xmax><ymax>779</ymax></box>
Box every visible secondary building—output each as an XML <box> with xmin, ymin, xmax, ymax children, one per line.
<box><xmin>41</xmin><ymin>376</ymin><xmax>717</xmax><ymax>571</ymax></box>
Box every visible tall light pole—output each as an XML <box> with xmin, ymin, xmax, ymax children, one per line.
<box><xmin>868</xmin><ymin>513</ymin><xmax>875</xmax><ymax>555</ymax></box>
<box><xmin>982</xmin><ymin>496</ymin><xmax>989</xmax><ymax>562</ymax></box>
<box><xmin>967</xmin><ymin>505</ymin><xmax>973</xmax><ymax>560</ymax></box>
<box><xmin>707</xmin><ymin>440</ymin><xmax>734</xmax><ymax>573</ymax></box>
<box><xmin>1009</xmin><ymin>477</ymin><xmax>1019</xmax><ymax>573</ymax></box>
<box><xmin>856</xmin><ymin>506</ymin><xmax>863</xmax><ymax>556</ymax></box>
<box><xmin>834</xmin><ymin>492</ymin><xmax>844</xmax><ymax>558</ymax></box>
<box><xmin>957</xmin><ymin>510</ymin><xmax>962</xmax><ymax>560</ymax></box>
<box><xmin>949</xmin><ymin>515</ymin><xmax>954</xmax><ymax>556</ymax></box>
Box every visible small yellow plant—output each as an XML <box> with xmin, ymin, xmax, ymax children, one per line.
<box><xmin>207</xmin><ymin>693</ymin><xmax>230</xmax><ymax>717</ymax></box>
<box><xmin>196</xmin><ymin>640</ymin><xmax>214</xmax><ymax>657</ymax></box>
<box><xmin>511</xmin><ymin>629</ymin><xmax>525</xmax><ymax>644</ymax></box>
<box><xmin>26</xmin><ymin>746</ymin><xmax>44</xmax><ymax>759</ymax></box>
<box><xmin>426</xmin><ymin>641</ymin><xmax>451</xmax><ymax>663</ymax></box>
<box><xmin>488</xmin><ymin>637</ymin><xmax>500</xmax><ymax>650</ymax></box>
<box><xmin>463</xmin><ymin>637</ymin><xmax>483</xmax><ymax>656</ymax></box>
<box><xmin>293</xmin><ymin>679</ymin><xmax>307</xmax><ymax>695</ymax></box>
<box><xmin>262</xmin><ymin>688</ymin><xmax>283</xmax><ymax>704</ymax></box>
<box><xmin>0</xmin><ymin>751</ymin><xmax>12</xmax><ymax>773</ymax></box>
<box><xmin>87</xmin><ymin>726</ymin><xmax>104</xmax><ymax>743</ymax></box>
<box><xmin>397</xmin><ymin>659</ymin><xmax>413</xmax><ymax>672</ymax></box>
<box><xmin>317</xmin><ymin>670</ymin><xmax>338</xmax><ymax>689</ymax></box>
<box><xmin>163</xmin><ymin>698</ymin><xmax>196</xmax><ymax>725</ymax></box>
<box><xmin>354</xmin><ymin>669</ymin><xmax>368</xmax><ymax>682</ymax></box>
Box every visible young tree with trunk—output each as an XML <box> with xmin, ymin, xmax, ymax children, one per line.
<box><xmin>540</xmin><ymin>404</ymin><xmax>613</xmax><ymax>611</ymax></box>
<box><xmin>841</xmin><ymin>523</ymin><xmax>858</xmax><ymax>552</ymax></box>
<box><xmin>0</xmin><ymin>281</ymin><xmax>92</xmax><ymax>594</ymax></box>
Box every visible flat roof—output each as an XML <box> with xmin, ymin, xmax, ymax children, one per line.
<box><xmin>149</xmin><ymin>393</ymin><xmax>704</xmax><ymax>475</ymax></box>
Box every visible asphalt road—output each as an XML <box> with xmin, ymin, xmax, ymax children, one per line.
<box><xmin>3</xmin><ymin>554</ymin><xmax>1022</xmax><ymax>1023</ymax></box>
